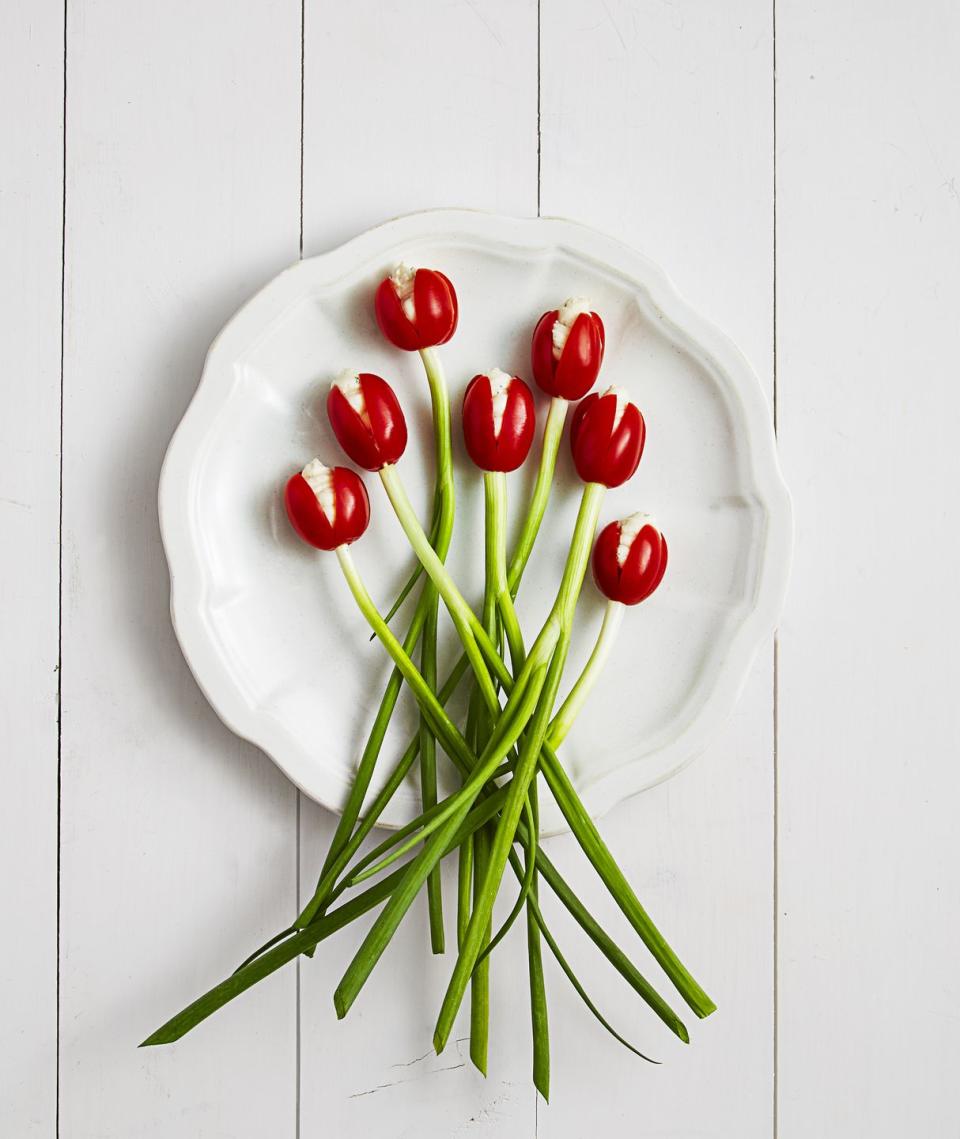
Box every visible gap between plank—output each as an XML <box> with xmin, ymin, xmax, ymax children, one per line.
<box><xmin>56</xmin><ymin>0</ymin><xmax>69</xmax><ymax>1134</ymax></box>
<box><xmin>296</xmin><ymin>2</ymin><xmax>306</xmax><ymax>1135</ymax></box>
<box><xmin>298</xmin><ymin>0</ymin><xmax>305</xmax><ymax>260</ymax></box>
<box><xmin>536</xmin><ymin>0</ymin><xmax>542</xmax><ymax>219</ymax></box>
<box><xmin>771</xmin><ymin>1</ymin><xmax>780</xmax><ymax>1136</ymax></box>
<box><xmin>535</xmin><ymin>2</ymin><xmax>542</xmax><ymax>1133</ymax></box>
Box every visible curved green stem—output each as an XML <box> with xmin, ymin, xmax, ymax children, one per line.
<box><xmin>485</xmin><ymin>470</ymin><xmax>525</xmax><ymax>671</ymax></box>
<box><xmin>525</xmin><ymin>778</ymin><xmax>549</xmax><ymax>1099</ymax></box>
<box><xmin>377</xmin><ymin>486</ymin><xmax>439</xmax><ymax>632</ymax></box>
<box><xmin>305</xmin><ymin>572</ymin><xmax>432</xmax><ymax>930</ymax></box>
<box><xmin>150</xmin><ymin>687</ymin><xmax>691</xmax><ymax>1054</ymax></box>
<box><xmin>434</xmin><ymin>483</ymin><xmax>606</xmax><ymax>1053</ymax></box>
<box><xmin>548</xmin><ymin>599</ymin><xmax>625</xmax><ymax>748</ymax></box>
<box><xmin>524</xmin><ymin>878</ymin><xmax>657</xmax><ymax>1065</ymax></box>
<box><xmin>333</xmin><ymin>661</ymin><xmax>549</xmax><ymax>1019</ymax></box>
<box><xmin>467</xmin><ymin>494</ymin><xmax>503</xmax><ymax>1075</ymax></box>
<box><xmin>330</xmin><ymin>547</ymin><xmax>539</xmax><ymax>829</ymax></box>
<box><xmin>508</xmin><ymin>396</ymin><xmax>569</xmax><ymax>592</ymax></box>
<box><xmin>419</xmin><ymin>347</ymin><xmax>456</xmax><ymax>955</ymax></box>
<box><xmin>486</xmin><ymin>468</ymin><xmax>547</xmax><ymax>1094</ymax></box>
<box><xmin>296</xmin><ymin>656</ymin><xmax>470</xmax><ymax>930</ymax></box>
<box><xmin>378</xmin><ymin>463</ymin><xmax>506</xmax><ymax>706</ymax></box>
<box><xmin>339</xmin><ymin>481</ymin><xmax>716</xmax><ymax>1019</ymax></box>
<box><xmin>334</xmin><ymin>488</ymin><xmax>715</xmax><ymax>1024</ymax></box>
<box><xmin>536</xmin><ymin>740</ymin><xmax>717</xmax><ymax>1019</ymax></box>
<box><xmin>378</xmin><ymin>463</ymin><xmax>515</xmax><ymax>690</ymax></box>
<box><xmin>473</xmin><ymin>793</ymin><xmax>537</xmax><ymax>968</ymax></box>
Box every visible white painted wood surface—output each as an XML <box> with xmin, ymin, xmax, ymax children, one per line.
<box><xmin>299</xmin><ymin>4</ymin><xmax>543</xmax><ymax>1135</ymax></box>
<box><xmin>57</xmin><ymin>1</ymin><xmax>301</xmax><ymax>1135</ymax></box>
<box><xmin>2</xmin><ymin>0</ymin><xmax>957</xmax><ymax>1135</ymax></box>
<box><xmin>0</xmin><ymin>3</ymin><xmax>62</xmax><ymax>1135</ymax></box>
<box><xmin>537</xmin><ymin>3</ymin><xmax>775</xmax><ymax>1135</ymax></box>
<box><xmin>776</xmin><ymin>2</ymin><xmax>960</xmax><ymax>1134</ymax></box>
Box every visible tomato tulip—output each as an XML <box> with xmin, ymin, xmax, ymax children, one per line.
<box><xmin>285</xmin><ymin>460</ymin><xmax>371</xmax><ymax>551</ymax></box>
<box><xmin>327</xmin><ymin>370</ymin><xmax>408</xmax><ymax>471</ymax></box>
<box><xmin>592</xmin><ymin>514</ymin><xmax>668</xmax><ymax>605</ymax></box>
<box><xmin>462</xmin><ymin>368</ymin><xmax>536</xmax><ymax>473</ymax></box>
<box><xmin>570</xmin><ymin>386</ymin><xmax>645</xmax><ymax>488</ymax></box>
<box><xmin>374</xmin><ymin>264</ymin><xmax>458</xmax><ymax>351</ymax></box>
<box><xmin>531</xmin><ymin>298</ymin><xmax>605</xmax><ymax>400</ymax></box>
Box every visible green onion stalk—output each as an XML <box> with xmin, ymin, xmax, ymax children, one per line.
<box><xmin>418</xmin><ymin>346</ymin><xmax>455</xmax><ymax>954</ymax></box>
<box><xmin>351</xmin><ymin>460</ymin><xmax>716</xmax><ymax>1023</ymax></box>
<box><xmin>301</xmin><ymin>346</ymin><xmax>454</xmax><ymax>950</ymax></box>
<box><xmin>432</xmin><ymin>481</ymin><xmax>606</xmax><ymax>1055</ymax></box>
<box><xmin>145</xmin><ymin>516</ymin><xmax>688</xmax><ymax>1053</ymax></box>
<box><xmin>320</xmin><ymin>479</ymin><xmax>603</xmax><ymax>1036</ymax></box>
<box><xmin>325</xmin><ymin>542</ymin><xmax>688</xmax><ymax>1049</ymax></box>
<box><xmin>486</xmin><ymin>468</ymin><xmax>548</xmax><ymax>1095</ymax></box>
<box><xmin>303</xmin><ymin>387</ymin><xmax>568</xmax><ymax>942</ymax></box>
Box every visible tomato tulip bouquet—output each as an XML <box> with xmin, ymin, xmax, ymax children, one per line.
<box><xmin>144</xmin><ymin>267</ymin><xmax>715</xmax><ymax>1097</ymax></box>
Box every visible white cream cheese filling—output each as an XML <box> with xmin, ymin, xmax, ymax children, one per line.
<box><xmin>616</xmin><ymin>512</ymin><xmax>655</xmax><ymax>567</ymax></box>
<box><xmin>390</xmin><ymin>263</ymin><xmax>417</xmax><ymax>322</ymax></box>
<box><xmin>598</xmin><ymin>384</ymin><xmax>629</xmax><ymax>432</ymax></box>
<box><xmin>331</xmin><ymin>369</ymin><xmax>372</xmax><ymax>431</ymax></box>
<box><xmin>485</xmin><ymin>367</ymin><xmax>514</xmax><ymax>436</ymax></box>
<box><xmin>551</xmin><ymin>297</ymin><xmax>592</xmax><ymax>360</ymax></box>
<box><xmin>302</xmin><ymin>458</ymin><xmax>337</xmax><ymax>523</ymax></box>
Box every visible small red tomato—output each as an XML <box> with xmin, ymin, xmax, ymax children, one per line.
<box><xmin>570</xmin><ymin>386</ymin><xmax>645</xmax><ymax>488</ymax></box>
<box><xmin>327</xmin><ymin>371</ymin><xmax>408</xmax><ymax>471</ymax></box>
<box><xmin>374</xmin><ymin>264</ymin><xmax>459</xmax><ymax>351</ymax></box>
<box><xmin>531</xmin><ymin>298</ymin><xmax>605</xmax><ymax>400</ymax></box>
<box><xmin>592</xmin><ymin>514</ymin><xmax>668</xmax><ymax>606</ymax></box>
<box><xmin>462</xmin><ymin>369</ymin><xmax>536</xmax><ymax>473</ymax></box>
<box><xmin>284</xmin><ymin>461</ymin><xmax>370</xmax><ymax>551</ymax></box>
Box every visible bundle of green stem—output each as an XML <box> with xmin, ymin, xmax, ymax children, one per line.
<box><xmin>144</xmin><ymin>337</ymin><xmax>715</xmax><ymax>1100</ymax></box>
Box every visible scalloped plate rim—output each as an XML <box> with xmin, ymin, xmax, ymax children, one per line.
<box><xmin>158</xmin><ymin>207</ymin><xmax>793</xmax><ymax>834</ymax></box>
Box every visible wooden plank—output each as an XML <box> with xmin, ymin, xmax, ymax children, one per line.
<box><xmin>298</xmin><ymin>1</ymin><xmax>542</xmax><ymax>1133</ymax></box>
<box><xmin>0</xmin><ymin>2</ymin><xmax>63</xmax><ymax>1134</ymax></box>
<box><xmin>537</xmin><ymin>1</ymin><xmax>776</xmax><ymax>1134</ymax></box>
<box><xmin>58</xmin><ymin>1</ymin><xmax>302</xmax><ymax>1134</ymax></box>
<box><xmin>776</xmin><ymin>2</ymin><xmax>960</xmax><ymax>1134</ymax></box>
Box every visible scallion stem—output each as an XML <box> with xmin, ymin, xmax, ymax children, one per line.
<box><xmin>536</xmin><ymin>740</ymin><xmax>717</xmax><ymax>1019</ymax></box>
<box><xmin>296</xmin><ymin>655</ymin><xmax>470</xmax><ymax>930</ymax></box>
<box><xmin>333</xmin><ymin>662</ymin><xmax>550</xmax><ymax>1019</ymax></box>
<box><xmin>486</xmin><ymin>467</ymin><xmax>548</xmax><ymax>1095</ymax></box>
<box><xmin>434</xmin><ymin>483</ymin><xmax>606</xmax><ymax>1052</ymax></box>
<box><xmin>508</xmin><ymin>396</ymin><xmax>569</xmax><ymax>593</ymax></box>
<box><xmin>548</xmin><ymin>599</ymin><xmax>625</xmax><ymax>748</ymax></box>
<box><xmin>418</xmin><ymin>346</ymin><xmax>456</xmax><ymax>956</ymax></box>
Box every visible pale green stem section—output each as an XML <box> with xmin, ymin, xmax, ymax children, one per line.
<box><xmin>507</xmin><ymin>396</ymin><xmax>569</xmax><ymax>592</ymax></box>
<box><xmin>485</xmin><ymin>470</ymin><xmax>525</xmax><ymax>671</ymax></box>
<box><xmin>487</xmin><ymin>468</ymin><xmax>547</xmax><ymax>1094</ymax></box>
<box><xmin>356</xmin><ymin>469</ymin><xmax>717</xmax><ymax>1017</ymax></box>
<box><xmin>296</xmin><ymin>654</ymin><xmax>470</xmax><ymax>929</ymax></box>
<box><xmin>378</xmin><ymin>462</ymin><xmax>511</xmax><ymax>696</ymax></box>
<box><xmin>418</xmin><ymin>346</ymin><xmax>455</xmax><ymax>956</ymax></box>
<box><xmin>433</xmin><ymin>483</ymin><xmax>606</xmax><ymax>1053</ymax></box>
<box><xmin>548</xmin><ymin>600</ymin><xmax>625</xmax><ymax>748</ymax></box>
<box><xmin>330</xmin><ymin>546</ymin><xmax>534</xmax><ymax>831</ymax></box>
<box><xmin>340</xmin><ymin>473</ymin><xmax>717</xmax><ymax>1021</ymax></box>
<box><xmin>333</xmin><ymin>661</ymin><xmax>549</xmax><ymax>1020</ymax></box>
<box><xmin>328</xmin><ymin>544</ymin><xmax>558</xmax><ymax>878</ymax></box>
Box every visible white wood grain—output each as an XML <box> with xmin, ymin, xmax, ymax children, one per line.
<box><xmin>777</xmin><ymin>2</ymin><xmax>960</xmax><ymax>1134</ymax></box>
<box><xmin>298</xmin><ymin>1</ymin><xmax>542</xmax><ymax>1133</ymax></box>
<box><xmin>0</xmin><ymin>2</ymin><xmax>62</xmax><ymax>1135</ymax></box>
<box><xmin>18</xmin><ymin>0</ymin><xmax>960</xmax><ymax>1133</ymax></box>
<box><xmin>57</xmin><ymin>1</ymin><xmax>302</xmax><ymax>1134</ymax></box>
<box><xmin>537</xmin><ymin>1</ymin><xmax>775</xmax><ymax>1135</ymax></box>
<box><xmin>294</xmin><ymin>1</ymin><xmax>777</xmax><ymax>1135</ymax></box>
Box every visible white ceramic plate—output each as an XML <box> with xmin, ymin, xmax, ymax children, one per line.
<box><xmin>159</xmin><ymin>209</ymin><xmax>792</xmax><ymax>834</ymax></box>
